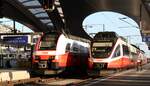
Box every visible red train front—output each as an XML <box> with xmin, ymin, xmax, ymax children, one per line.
<box><xmin>32</xmin><ymin>31</ymin><xmax>91</xmax><ymax>75</ymax></box>
<box><xmin>90</xmin><ymin>32</ymin><xmax>147</xmax><ymax>73</ymax></box>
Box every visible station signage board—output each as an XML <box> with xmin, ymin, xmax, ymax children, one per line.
<box><xmin>3</xmin><ymin>36</ymin><xmax>28</xmax><ymax>45</ymax></box>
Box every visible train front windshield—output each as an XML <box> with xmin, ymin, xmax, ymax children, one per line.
<box><xmin>92</xmin><ymin>42</ymin><xmax>113</xmax><ymax>58</ymax></box>
<box><xmin>39</xmin><ymin>34</ymin><xmax>58</xmax><ymax>50</ymax></box>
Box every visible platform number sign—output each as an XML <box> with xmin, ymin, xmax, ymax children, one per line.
<box><xmin>142</xmin><ymin>36</ymin><xmax>150</xmax><ymax>42</ymax></box>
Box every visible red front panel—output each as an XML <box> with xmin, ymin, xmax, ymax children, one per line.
<box><xmin>53</xmin><ymin>52</ymin><xmax>70</xmax><ymax>67</ymax></box>
<box><xmin>56</xmin><ymin>53</ymin><xmax>83</xmax><ymax>68</ymax></box>
<box><xmin>108</xmin><ymin>56</ymin><xmax>134</xmax><ymax>69</ymax></box>
<box><xmin>107</xmin><ymin>58</ymin><xmax>122</xmax><ymax>69</ymax></box>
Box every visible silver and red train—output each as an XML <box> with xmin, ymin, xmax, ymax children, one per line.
<box><xmin>89</xmin><ymin>32</ymin><xmax>147</xmax><ymax>71</ymax></box>
<box><xmin>32</xmin><ymin>31</ymin><xmax>91</xmax><ymax>75</ymax></box>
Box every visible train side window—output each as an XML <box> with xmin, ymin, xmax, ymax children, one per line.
<box><xmin>73</xmin><ymin>47</ymin><xmax>79</xmax><ymax>53</ymax></box>
<box><xmin>66</xmin><ymin>43</ymin><xmax>71</xmax><ymax>52</ymax></box>
<box><xmin>112</xmin><ymin>45</ymin><xmax>120</xmax><ymax>58</ymax></box>
<box><xmin>71</xmin><ymin>42</ymin><xmax>79</xmax><ymax>53</ymax></box>
<box><xmin>123</xmin><ymin>45</ymin><xmax>129</xmax><ymax>56</ymax></box>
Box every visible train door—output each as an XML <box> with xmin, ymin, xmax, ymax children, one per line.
<box><xmin>129</xmin><ymin>46</ymin><xmax>138</xmax><ymax>66</ymax></box>
<box><xmin>122</xmin><ymin>45</ymin><xmax>130</xmax><ymax>68</ymax></box>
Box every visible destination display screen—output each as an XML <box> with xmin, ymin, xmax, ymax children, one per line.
<box><xmin>93</xmin><ymin>42</ymin><xmax>113</xmax><ymax>47</ymax></box>
<box><xmin>3</xmin><ymin>36</ymin><xmax>28</xmax><ymax>45</ymax></box>
<box><xmin>39</xmin><ymin>34</ymin><xmax>58</xmax><ymax>50</ymax></box>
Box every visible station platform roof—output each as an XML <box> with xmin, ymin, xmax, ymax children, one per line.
<box><xmin>1</xmin><ymin>0</ymin><xmax>150</xmax><ymax>45</ymax></box>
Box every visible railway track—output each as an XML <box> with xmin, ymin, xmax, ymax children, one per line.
<box><xmin>0</xmin><ymin>69</ymin><xmax>128</xmax><ymax>86</ymax></box>
<box><xmin>26</xmin><ymin>70</ymin><xmax>117</xmax><ymax>86</ymax></box>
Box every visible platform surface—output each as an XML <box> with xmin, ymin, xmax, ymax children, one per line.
<box><xmin>81</xmin><ymin>63</ymin><xmax>150</xmax><ymax>86</ymax></box>
<box><xmin>0</xmin><ymin>69</ymin><xmax>30</xmax><ymax>82</ymax></box>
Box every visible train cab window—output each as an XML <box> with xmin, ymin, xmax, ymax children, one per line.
<box><xmin>39</xmin><ymin>34</ymin><xmax>58</xmax><ymax>50</ymax></box>
<box><xmin>112</xmin><ymin>45</ymin><xmax>120</xmax><ymax>58</ymax></box>
<box><xmin>123</xmin><ymin>45</ymin><xmax>129</xmax><ymax>56</ymax></box>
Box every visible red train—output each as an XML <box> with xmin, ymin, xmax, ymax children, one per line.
<box><xmin>89</xmin><ymin>32</ymin><xmax>147</xmax><ymax>73</ymax></box>
<box><xmin>32</xmin><ymin>31</ymin><xmax>91</xmax><ymax>75</ymax></box>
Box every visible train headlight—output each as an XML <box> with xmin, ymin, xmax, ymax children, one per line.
<box><xmin>55</xmin><ymin>56</ymin><xmax>59</xmax><ymax>60</ymax></box>
<box><xmin>48</xmin><ymin>56</ymin><xmax>55</xmax><ymax>61</ymax></box>
<box><xmin>51</xmin><ymin>56</ymin><xmax>55</xmax><ymax>60</ymax></box>
<box><xmin>34</xmin><ymin>56</ymin><xmax>40</xmax><ymax>60</ymax></box>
